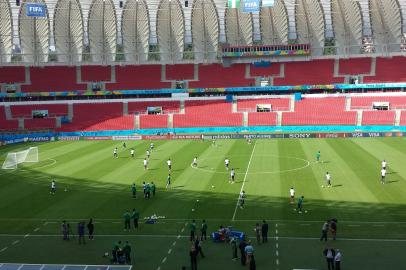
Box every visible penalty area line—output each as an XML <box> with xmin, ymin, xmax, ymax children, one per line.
<box><xmin>232</xmin><ymin>142</ymin><xmax>257</xmax><ymax>221</ymax></box>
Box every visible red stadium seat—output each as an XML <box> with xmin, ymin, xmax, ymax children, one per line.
<box><xmin>361</xmin><ymin>111</ymin><xmax>396</xmax><ymax>125</ymax></box>
<box><xmin>139</xmin><ymin>114</ymin><xmax>168</xmax><ymax>129</ymax></box>
<box><xmin>11</xmin><ymin>104</ymin><xmax>68</xmax><ymax>118</ymax></box>
<box><xmin>282</xmin><ymin>98</ymin><xmax>356</xmax><ymax>125</ymax></box>
<box><xmin>248</xmin><ymin>112</ymin><xmax>277</xmax><ymax>126</ymax></box>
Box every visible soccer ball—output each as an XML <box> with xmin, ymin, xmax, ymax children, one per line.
<box><xmin>211</xmin><ymin>185</ymin><xmax>215</xmax><ymax>188</ymax></box>
<box><xmin>64</xmin><ymin>188</ymin><xmax>68</xmax><ymax>192</ymax></box>
<box><xmin>196</xmin><ymin>199</ymin><xmax>199</xmax><ymax>202</ymax></box>
<box><xmin>321</xmin><ymin>185</ymin><xmax>324</xmax><ymax>188</ymax></box>
<box><xmin>103</xmin><ymin>252</ymin><xmax>109</xmax><ymax>257</ymax></box>
<box><xmin>305</xmin><ymin>210</ymin><xmax>308</xmax><ymax>213</ymax></box>
<box><xmin>192</xmin><ymin>209</ymin><xmax>195</xmax><ymax>212</ymax></box>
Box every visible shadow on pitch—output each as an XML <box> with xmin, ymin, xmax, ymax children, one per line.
<box><xmin>332</xmin><ymin>184</ymin><xmax>343</xmax><ymax>188</ymax></box>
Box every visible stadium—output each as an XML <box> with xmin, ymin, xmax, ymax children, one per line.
<box><xmin>1</xmin><ymin>0</ymin><xmax>406</xmax><ymax>269</ymax></box>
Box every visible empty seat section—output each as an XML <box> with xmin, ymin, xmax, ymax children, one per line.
<box><xmin>21</xmin><ymin>67</ymin><xmax>86</xmax><ymax>92</ymax></box>
<box><xmin>185</xmin><ymin>100</ymin><xmax>232</xmax><ymax>114</ymax></box>
<box><xmin>338</xmin><ymin>58</ymin><xmax>372</xmax><ymax>75</ymax></box>
<box><xmin>0</xmin><ymin>120</ymin><xmax>19</xmax><ymax>130</ymax></box>
<box><xmin>249</xmin><ymin>63</ymin><xmax>281</xmax><ymax>77</ymax></box>
<box><xmin>237</xmin><ymin>98</ymin><xmax>290</xmax><ymax>111</ymax></box>
<box><xmin>139</xmin><ymin>114</ymin><xmax>168</xmax><ymax>129</ymax></box>
<box><xmin>351</xmin><ymin>96</ymin><xmax>406</xmax><ymax>109</ymax></box>
<box><xmin>361</xmin><ymin>111</ymin><xmax>395</xmax><ymax>125</ymax></box>
<box><xmin>282</xmin><ymin>98</ymin><xmax>356</xmax><ymax>125</ymax></box>
<box><xmin>107</xmin><ymin>65</ymin><xmax>170</xmax><ymax>90</ymax></box>
<box><xmin>128</xmin><ymin>101</ymin><xmax>180</xmax><ymax>114</ymax></box>
<box><xmin>0</xmin><ymin>67</ymin><xmax>26</xmax><ymax>83</ymax></box>
<box><xmin>173</xmin><ymin>113</ymin><xmax>242</xmax><ymax>127</ymax></box>
<box><xmin>400</xmin><ymin>111</ymin><xmax>406</xmax><ymax>126</ymax></box>
<box><xmin>59</xmin><ymin>103</ymin><xmax>128</xmax><ymax>131</ymax></box>
<box><xmin>166</xmin><ymin>64</ymin><xmax>194</xmax><ymax>80</ymax></box>
<box><xmin>11</xmin><ymin>104</ymin><xmax>68</xmax><ymax>117</ymax></box>
<box><xmin>274</xmin><ymin>60</ymin><xmax>344</xmax><ymax>85</ymax></box>
<box><xmin>81</xmin><ymin>66</ymin><xmax>111</xmax><ymax>82</ymax></box>
<box><xmin>24</xmin><ymin>118</ymin><xmax>56</xmax><ymax>130</ymax></box>
<box><xmin>248</xmin><ymin>112</ymin><xmax>277</xmax><ymax>126</ymax></box>
<box><xmin>189</xmin><ymin>64</ymin><xmax>254</xmax><ymax>88</ymax></box>
<box><xmin>364</xmin><ymin>57</ymin><xmax>406</xmax><ymax>83</ymax></box>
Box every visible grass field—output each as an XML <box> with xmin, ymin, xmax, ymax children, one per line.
<box><xmin>0</xmin><ymin>138</ymin><xmax>406</xmax><ymax>270</ymax></box>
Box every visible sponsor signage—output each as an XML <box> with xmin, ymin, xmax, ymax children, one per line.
<box><xmin>112</xmin><ymin>135</ymin><xmax>142</xmax><ymax>141</ymax></box>
<box><xmin>243</xmin><ymin>0</ymin><xmax>260</xmax><ymax>12</ymax></box>
<box><xmin>172</xmin><ymin>135</ymin><xmax>201</xmax><ymax>140</ymax></box>
<box><xmin>143</xmin><ymin>135</ymin><xmax>171</xmax><ymax>140</ymax></box>
<box><xmin>85</xmin><ymin>136</ymin><xmax>112</xmax><ymax>140</ymax></box>
<box><xmin>58</xmin><ymin>136</ymin><xmax>81</xmax><ymax>141</ymax></box>
<box><xmin>26</xmin><ymin>3</ymin><xmax>47</xmax><ymax>17</ymax></box>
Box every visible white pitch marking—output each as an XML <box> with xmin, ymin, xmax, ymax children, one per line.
<box><xmin>348</xmin><ymin>225</ymin><xmax>361</xmax><ymax>227</ymax></box>
<box><xmin>276</xmin><ymin>259</ymin><xmax>279</xmax><ymax>265</ymax></box>
<box><xmin>162</xmin><ymin>257</ymin><xmax>167</xmax><ymax>263</ymax></box>
<box><xmin>276</xmin><ymin>250</ymin><xmax>279</xmax><ymax>256</ymax></box>
<box><xmin>12</xmin><ymin>240</ymin><xmax>19</xmax><ymax>245</ymax></box>
<box><xmin>34</xmin><ymin>228</ymin><xmax>40</xmax><ymax>232</ymax></box>
<box><xmin>0</xmin><ymin>247</ymin><xmax>8</xmax><ymax>252</ymax></box>
<box><xmin>232</xmin><ymin>142</ymin><xmax>257</xmax><ymax>221</ymax></box>
<box><xmin>181</xmin><ymin>228</ymin><xmax>185</xmax><ymax>233</ymax></box>
<box><xmin>156</xmin><ymin>267</ymin><xmax>160</xmax><ymax>270</ymax></box>
<box><xmin>168</xmin><ymin>249</ymin><xmax>172</xmax><ymax>254</ymax></box>
<box><xmin>300</xmin><ymin>224</ymin><xmax>311</xmax><ymax>226</ymax></box>
<box><xmin>177</xmin><ymin>235</ymin><xmax>181</xmax><ymax>239</ymax></box>
<box><xmin>24</xmin><ymin>234</ymin><xmax>30</xmax><ymax>238</ymax></box>
<box><xmin>172</xmin><ymin>241</ymin><xmax>177</xmax><ymax>246</ymax></box>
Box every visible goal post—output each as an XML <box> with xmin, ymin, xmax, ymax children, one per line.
<box><xmin>2</xmin><ymin>147</ymin><xmax>39</xmax><ymax>169</ymax></box>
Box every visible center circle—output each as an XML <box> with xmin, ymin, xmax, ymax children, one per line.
<box><xmin>191</xmin><ymin>154</ymin><xmax>310</xmax><ymax>175</ymax></box>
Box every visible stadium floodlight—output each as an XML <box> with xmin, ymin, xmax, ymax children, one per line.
<box><xmin>2</xmin><ymin>147</ymin><xmax>39</xmax><ymax>170</ymax></box>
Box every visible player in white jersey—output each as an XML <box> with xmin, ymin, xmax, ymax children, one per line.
<box><xmin>143</xmin><ymin>158</ymin><xmax>148</xmax><ymax>170</ymax></box>
<box><xmin>113</xmin><ymin>147</ymin><xmax>118</xmax><ymax>158</ymax></box>
<box><xmin>381</xmin><ymin>160</ymin><xmax>387</xmax><ymax>170</ymax></box>
<box><xmin>130</xmin><ymin>148</ymin><xmax>135</xmax><ymax>158</ymax></box>
<box><xmin>239</xmin><ymin>191</ymin><xmax>246</xmax><ymax>209</ymax></box>
<box><xmin>50</xmin><ymin>180</ymin><xmax>56</xmax><ymax>194</ymax></box>
<box><xmin>167</xmin><ymin>158</ymin><xmax>172</xmax><ymax>172</ymax></box>
<box><xmin>150</xmin><ymin>143</ymin><xmax>154</xmax><ymax>151</ymax></box>
<box><xmin>146</xmin><ymin>150</ymin><xmax>150</xmax><ymax>159</ymax></box>
<box><xmin>381</xmin><ymin>168</ymin><xmax>386</xmax><ymax>184</ymax></box>
<box><xmin>230</xmin><ymin>168</ymin><xmax>235</xmax><ymax>184</ymax></box>
<box><xmin>289</xmin><ymin>187</ymin><xmax>295</xmax><ymax>204</ymax></box>
<box><xmin>324</xmin><ymin>172</ymin><xmax>332</xmax><ymax>188</ymax></box>
<box><xmin>192</xmin><ymin>157</ymin><xmax>198</xmax><ymax>167</ymax></box>
<box><xmin>225</xmin><ymin>158</ymin><xmax>230</xmax><ymax>171</ymax></box>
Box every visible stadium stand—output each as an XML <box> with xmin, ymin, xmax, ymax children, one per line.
<box><xmin>351</xmin><ymin>96</ymin><xmax>406</xmax><ymax>109</ymax></box>
<box><xmin>0</xmin><ymin>106</ymin><xmax>19</xmax><ymax>130</ymax></box>
<box><xmin>274</xmin><ymin>60</ymin><xmax>344</xmax><ymax>85</ymax></box>
<box><xmin>364</xmin><ymin>57</ymin><xmax>406</xmax><ymax>83</ymax></box>
<box><xmin>248</xmin><ymin>112</ymin><xmax>278</xmax><ymax>126</ymax></box>
<box><xmin>189</xmin><ymin>64</ymin><xmax>254</xmax><ymax>88</ymax></box>
<box><xmin>185</xmin><ymin>100</ymin><xmax>233</xmax><ymax>114</ymax></box>
<box><xmin>249</xmin><ymin>63</ymin><xmax>282</xmax><ymax>77</ymax></box>
<box><xmin>361</xmin><ymin>110</ymin><xmax>396</xmax><ymax>125</ymax></box>
<box><xmin>237</xmin><ymin>98</ymin><xmax>290</xmax><ymax>111</ymax></box>
<box><xmin>165</xmin><ymin>64</ymin><xmax>195</xmax><ymax>80</ymax></box>
<box><xmin>24</xmin><ymin>118</ymin><xmax>56</xmax><ymax>130</ymax></box>
<box><xmin>401</xmin><ymin>111</ymin><xmax>406</xmax><ymax>126</ymax></box>
<box><xmin>106</xmin><ymin>65</ymin><xmax>170</xmax><ymax>90</ymax></box>
<box><xmin>81</xmin><ymin>66</ymin><xmax>112</xmax><ymax>82</ymax></box>
<box><xmin>282</xmin><ymin>97</ymin><xmax>357</xmax><ymax>125</ymax></box>
<box><xmin>173</xmin><ymin>113</ymin><xmax>243</xmax><ymax>127</ymax></box>
<box><xmin>0</xmin><ymin>67</ymin><xmax>26</xmax><ymax>83</ymax></box>
<box><xmin>59</xmin><ymin>103</ymin><xmax>131</xmax><ymax>131</ymax></box>
<box><xmin>140</xmin><ymin>114</ymin><xmax>168</xmax><ymax>129</ymax></box>
<box><xmin>10</xmin><ymin>104</ymin><xmax>68</xmax><ymax>118</ymax></box>
<box><xmin>21</xmin><ymin>67</ymin><xmax>87</xmax><ymax>92</ymax></box>
<box><xmin>128</xmin><ymin>101</ymin><xmax>180</xmax><ymax>114</ymax></box>
<box><xmin>338</xmin><ymin>58</ymin><xmax>372</xmax><ymax>75</ymax></box>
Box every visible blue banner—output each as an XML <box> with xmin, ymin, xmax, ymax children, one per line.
<box><xmin>243</xmin><ymin>0</ymin><xmax>260</xmax><ymax>12</ymax></box>
<box><xmin>26</xmin><ymin>3</ymin><xmax>47</xmax><ymax>17</ymax></box>
<box><xmin>262</xmin><ymin>0</ymin><xmax>275</xmax><ymax>7</ymax></box>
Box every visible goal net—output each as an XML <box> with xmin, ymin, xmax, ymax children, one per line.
<box><xmin>2</xmin><ymin>147</ymin><xmax>39</xmax><ymax>169</ymax></box>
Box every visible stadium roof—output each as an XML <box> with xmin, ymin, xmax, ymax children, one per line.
<box><xmin>0</xmin><ymin>0</ymin><xmax>405</xmax><ymax>65</ymax></box>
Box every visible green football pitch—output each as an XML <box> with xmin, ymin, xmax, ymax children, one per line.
<box><xmin>0</xmin><ymin>138</ymin><xmax>406</xmax><ymax>270</ymax></box>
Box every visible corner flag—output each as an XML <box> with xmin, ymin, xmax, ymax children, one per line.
<box><xmin>228</xmin><ymin>0</ymin><xmax>240</xmax><ymax>8</ymax></box>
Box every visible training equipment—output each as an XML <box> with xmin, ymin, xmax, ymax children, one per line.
<box><xmin>2</xmin><ymin>147</ymin><xmax>38</xmax><ymax>169</ymax></box>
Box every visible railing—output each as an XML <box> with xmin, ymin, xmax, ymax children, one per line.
<box><xmin>222</xmin><ymin>44</ymin><xmax>311</xmax><ymax>58</ymax></box>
